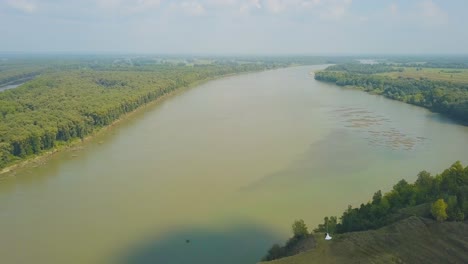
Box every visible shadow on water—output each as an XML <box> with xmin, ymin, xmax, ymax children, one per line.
<box><xmin>426</xmin><ymin>112</ymin><xmax>468</xmax><ymax>126</ymax></box>
<box><xmin>117</xmin><ymin>224</ymin><xmax>281</xmax><ymax>264</ymax></box>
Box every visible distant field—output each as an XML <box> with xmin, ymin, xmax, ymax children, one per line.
<box><xmin>381</xmin><ymin>67</ymin><xmax>468</xmax><ymax>83</ymax></box>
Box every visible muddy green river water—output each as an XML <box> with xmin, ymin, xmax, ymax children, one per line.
<box><xmin>1</xmin><ymin>65</ymin><xmax>467</xmax><ymax>263</ymax></box>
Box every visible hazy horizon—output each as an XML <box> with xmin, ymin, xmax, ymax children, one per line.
<box><xmin>1</xmin><ymin>0</ymin><xmax>468</xmax><ymax>54</ymax></box>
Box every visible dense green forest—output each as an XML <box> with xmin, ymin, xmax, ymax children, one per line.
<box><xmin>314</xmin><ymin>63</ymin><xmax>468</xmax><ymax>123</ymax></box>
<box><xmin>264</xmin><ymin>161</ymin><xmax>468</xmax><ymax>261</ymax></box>
<box><xmin>324</xmin><ymin>63</ymin><xmax>402</xmax><ymax>74</ymax></box>
<box><xmin>0</xmin><ymin>60</ymin><xmax>280</xmax><ymax>170</ymax></box>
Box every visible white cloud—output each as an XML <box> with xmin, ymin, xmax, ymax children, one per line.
<box><xmin>205</xmin><ymin>0</ymin><xmax>237</xmax><ymax>6</ymax></box>
<box><xmin>418</xmin><ymin>0</ymin><xmax>448</xmax><ymax>25</ymax></box>
<box><xmin>180</xmin><ymin>1</ymin><xmax>206</xmax><ymax>16</ymax></box>
<box><xmin>301</xmin><ymin>0</ymin><xmax>321</xmax><ymax>8</ymax></box>
<box><xmin>96</xmin><ymin>0</ymin><xmax>161</xmax><ymax>13</ymax></box>
<box><xmin>249</xmin><ymin>0</ymin><xmax>261</xmax><ymax>8</ymax></box>
<box><xmin>319</xmin><ymin>0</ymin><xmax>352</xmax><ymax>20</ymax></box>
<box><xmin>264</xmin><ymin>0</ymin><xmax>287</xmax><ymax>14</ymax></box>
<box><xmin>389</xmin><ymin>3</ymin><xmax>397</xmax><ymax>15</ymax></box>
<box><xmin>237</xmin><ymin>0</ymin><xmax>321</xmax><ymax>14</ymax></box>
<box><xmin>239</xmin><ymin>0</ymin><xmax>261</xmax><ymax>14</ymax></box>
<box><xmin>6</xmin><ymin>0</ymin><xmax>37</xmax><ymax>13</ymax></box>
<box><xmin>190</xmin><ymin>0</ymin><xmax>344</xmax><ymax>16</ymax></box>
<box><xmin>1</xmin><ymin>0</ymin><xmax>466</xmax><ymax>54</ymax></box>
<box><xmin>358</xmin><ymin>16</ymin><xmax>368</xmax><ymax>22</ymax></box>
<box><xmin>96</xmin><ymin>0</ymin><xmax>119</xmax><ymax>9</ymax></box>
<box><xmin>420</xmin><ymin>0</ymin><xmax>441</xmax><ymax>16</ymax></box>
<box><xmin>136</xmin><ymin>0</ymin><xmax>161</xmax><ymax>9</ymax></box>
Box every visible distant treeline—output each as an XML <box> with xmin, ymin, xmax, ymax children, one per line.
<box><xmin>402</xmin><ymin>62</ymin><xmax>468</xmax><ymax>69</ymax></box>
<box><xmin>314</xmin><ymin>64</ymin><xmax>468</xmax><ymax>124</ymax></box>
<box><xmin>0</xmin><ymin>63</ymin><xmax>274</xmax><ymax>169</ymax></box>
<box><xmin>363</xmin><ymin>55</ymin><xmax>468</xmax><ymax>69</ymax></box>
<box><xmin>314</xmin><ymin>161</ymin><xmax>468</xmax><ymax>234</ymax></box>
<box><xmin>325</xmin><ymin>63</ymin><xmax>402</xmax><ymax>74</ymax></box>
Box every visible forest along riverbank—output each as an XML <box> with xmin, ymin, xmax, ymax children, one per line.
<box><xmin>0</xmin><ymin>63</ymin><xmax>278</xmax><ymax>175</ymax></box>
<box><xmin>0</xmin><ymin>65</ymin><xmax>467</xmax><ymax>264</ymax></box>
<box><xmin>314</xmin><ymin>63</ymin><xmax>468</xmax><ymax>125</ymax></box>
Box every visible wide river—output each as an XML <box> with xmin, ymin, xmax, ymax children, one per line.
<box><xmin>1</xmin><ymin>65</ymin><xmax>467</xmax><ymax>264</ymax></box>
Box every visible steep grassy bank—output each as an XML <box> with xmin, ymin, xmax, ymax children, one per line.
<box><xmin>262</xmin><ymin>161</ymin><xmax>468</xmax><ymax>263</ymax></box>
<box><xmin>262</xmin><ymin>216</ymin><xmax>468</xmax><ymax>264</ymax></box>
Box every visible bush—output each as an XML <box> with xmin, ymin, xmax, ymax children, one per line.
<box><xmin>292</xmin><ymin>219</ymin><xmax>308</xmax><ymax>238</ymax></box>
<box><xmin>431</xmin><ymin>199</ymin><xmax>448</xmax><ymax>222</ymax></box>
<box><xmin>262</xmin><ymin>244</ymin><xmax>285</xmax><ymax>261</ymax></box>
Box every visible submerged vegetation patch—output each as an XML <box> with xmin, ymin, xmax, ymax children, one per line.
<box><xmin>330</xmin><ymin>107</ymin><xmax>423</xmax><ymax>151</ymax></box>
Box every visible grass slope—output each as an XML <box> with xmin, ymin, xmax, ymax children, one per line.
<box><xmin>261</xmin><ymin>216</ymin><xmax>468</xmax><ymax>264</ymax></box>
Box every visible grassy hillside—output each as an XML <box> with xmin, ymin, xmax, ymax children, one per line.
<box><xmin>261</xmin><ymin>162</ymin><xmax>468</xmax><ymax>263</ymax></box>
<box><xmin>261</xmin><ymin>216</ymin><xmax>468</xmax><ymax>264</ymax></box>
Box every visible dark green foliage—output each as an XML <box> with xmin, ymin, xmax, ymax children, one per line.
<box><xmin>292</xmin><ymin>219</ymin><xmax>309</xmax><ymax>238</ymax></box>
<box><xmin>325</xmin><ymin>63</ymin><xmax>399</xmax><ymax>74</ymax></box>
<box><xmin>262</xmin><ymin>219</ymin><xmax>312</xmax><ymax>261</ymax></box>
<box><xmin>315</xmin><ymin>161</ymin><xmax>468</xmax><ymax>234</ymax></box>
<box><xmin>262</xmin><ymin>244</ymin><xmax>286</xmax><ymax>261</ymax></box>
<box><xmin>313</xmin><ymin>216</ymin><xmax>337</xmax><ymax>234</ymax></box>
<box><xmin>262</xmin><ymin>234</ymin><xmax>312</xmax><ymax>261</ymax></box>
<box><xmin>315</xmin><ymin>65</ymin><xmax>468</xmax><ymax>124</ymax></box>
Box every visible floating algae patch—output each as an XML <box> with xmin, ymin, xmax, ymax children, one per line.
<box><xmin>330</xmin><ymin>106</ymin><xmax>425</xmax><ymax>151</ymax></box>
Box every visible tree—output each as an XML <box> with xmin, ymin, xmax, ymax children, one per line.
<box><xmin>415</xmin><ymin>170</ymin><xmax>434</xmax><ymax>202</ymax></box>
<box><xmin>313</xmin><ymin>216</ymin><xmax>337</xmax><ymax>234</ymax></box>
<box><xmin>372</xmin><ymin>190</ymin><xmax>382</xmax><ymax>205</ymax></box>
<box><xmin>292</xmin><ymin>219</ymin><xmax>308</xmax><ymax>238</ymax></box>
<box><xmin>431</xmin><ymin>199</ymin><xmax>448</xmax><ymax>222</ymax></box>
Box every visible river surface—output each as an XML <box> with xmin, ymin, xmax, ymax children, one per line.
<box><xmin>0</xmin><ymin>83</ymin><xmax>22</xmax><ymax>92</ymax></box>
<box><xmin>1</xmin><ymin>65</ymin><xmax>467</xmax><ymax>264</ymax></box>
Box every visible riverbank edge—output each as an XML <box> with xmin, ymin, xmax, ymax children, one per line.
<box><xmin>311</xmin><ymin>70</ymin><xmax>468</xmax><ymax>126</ymax></box>
<box><xmin>0</xmin><ymin>67</ymin><xmax>281</xmax><ymax>176</ymax></box>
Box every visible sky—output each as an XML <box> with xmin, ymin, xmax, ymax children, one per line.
<box><xmin>0</xmin><ymin>0</ymin><xmax>467</xmax><ymax>54</ymax></box>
